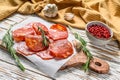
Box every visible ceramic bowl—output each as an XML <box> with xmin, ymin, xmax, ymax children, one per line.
<box><xmin>85</xmin><ymin>21</ymin><xmax>113</xmax><ymax>45</ymax></box>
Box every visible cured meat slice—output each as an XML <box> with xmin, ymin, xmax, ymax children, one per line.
<box><xmin>16</xmin><ymin>42</ymin><xmax>36</xmax><ymax>56</ymax></box>
<box><xmin>32</xmin><ymin>22</ymin><xmax>48</xmax><ymax>35</ymax></box>
<box><xmin>50</xmin><ymin>24</ymin><xmax>67</xmax><ymax>31</ymax></box>
<box><xmin>36</xmin><ymin>49</ymin><xmax>54</xmax><ymax>60</ymax></box>
<box><xmin>48</xmin><ymin>29</ymin><xmax>68</xmax><ymax>41</ymax></box>
<box><xmin>49</xmin><ymin>39</ymin><xmax>73</xmax><ymax>59</ymax></box>
<box><xmin>12</xmin><ymin>27</ymin><xmax>35</xmax><ymax>42</ymax></box>
<box><xmin>48</xmin><ymin>24</ymin><xmax>68</xmax><ymax>40</ymax></box>
<box><xmin>25</xmin><ymin>35</ymin><xmax>47</xmax><ymax>52</ymax></box>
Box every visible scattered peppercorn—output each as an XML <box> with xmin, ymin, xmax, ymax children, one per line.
<box><xmin>88</xmin><ymin>24</ymin><xmax>111</xmax><ymax>39</ymax></box>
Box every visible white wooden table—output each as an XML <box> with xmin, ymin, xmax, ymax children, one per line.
<box><xmin>0</xmin><ymin>14</ymin><xmax>120</xmax><ymax>80</ymax></box>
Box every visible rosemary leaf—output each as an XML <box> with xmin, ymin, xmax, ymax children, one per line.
<box><xmin>2</xmin><ymin>27</ymin><xmax>25</xmax><ymax>71</ymax></box>
<box><xmin>10</xmin><ymin>47</ymin><xmax>25</xmax><ymax>71</ymax></box>
<box><xmin>38</xmin><ymin>27</ymin><xmax>49</xmax><ymax>47</ymax></box>
<box><xmin>68</xmin><ymin>25</ymin><xmax>93</xmax><ymax>72</ymax></box>
<box><xmin>82</xmin><ymin>57</ymin><xmax>90</xmax><ymax>72</ymax></box>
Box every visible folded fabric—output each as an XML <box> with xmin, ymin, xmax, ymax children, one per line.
<box><xmin>0</xmin><ymin>0</ymin><xmax>120</xmax><ymax>46</ymax></box>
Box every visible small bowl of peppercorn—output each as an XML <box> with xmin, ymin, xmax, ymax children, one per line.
<box><xmin>85</xmin><ymin>21</ymin><xmax>113</xmax><ymax>45</ymax></box>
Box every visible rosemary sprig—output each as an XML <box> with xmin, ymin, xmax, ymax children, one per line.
<box><xmin>38</xmin><ymin>27</ymin><xmax>49</xmax><ymax>47</ymax></box>
<box><xmin>68</xmin><ymin>25</ymin><xmax>93</xmax><ymax>72</ymax></box>
<box><xmin>2</xmin><ymin>27</ymin><xmax>25</xmax><ymax>71</ymax></box>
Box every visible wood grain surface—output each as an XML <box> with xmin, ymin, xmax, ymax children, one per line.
<box><xmin>0</xmin><ymin>14</ymin><xmax>120</xmax><ymax>80</ymax></box>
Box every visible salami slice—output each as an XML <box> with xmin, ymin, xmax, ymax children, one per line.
<box><xmin>50</xmin><ymin>24</ymin><xmax>67</xmax><ymax>31</ymax></box>
<box><xmin>12</xmin><ymin>27</ymin><xmax>35</xmax><ymax>42</ymax></box>
<box><xmin>48</xmin><ymin>29</ymin><xmax>68</xmax><ymax>41</ymax></box>
<box><xmin>48</xmin><ymin>24</ymin><xmax>68</xmax><ymax>40</ymax></box>
<box><xmin>25</xmin><ymin>35</ymin><xmax>47</xmax><ymax>52</ymax></box>
<box><xmin>16</xmin><ymin>42</ymin><xmax>36</xmax><ymax>56</ymax></box>
<box><xmin>49</xmin><ymin>39</ymin><xmax>73</xmax><ymax>59</ymax></box>
<box><xmin>36</xmin><ymin>49</ymin><xmax>54</xmax><ymax>60</ymax></box>
<box><xmin>32</xmin><ymin>22</ymin><xmax>48</xmax><ymax>35</ymax></box>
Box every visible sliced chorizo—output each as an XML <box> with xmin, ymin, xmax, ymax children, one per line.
<box><xmin>32</xmin><ymin>22</ymin><xmax>48</xmax><ymax>35</ymax></box>
<box><xmin>16</xmin><ymin>42</ymin><xmax>36</xmax><ymax>56</ymax></box>
<box><xmin>12</xmin><ymin>27</ymin><xmax>35</xmax><ymax>42</ymax></box>
<box><xmin>25</xmin><ymin>35</ymin><xmax>47</xmax><ymax>52</ymax></box>
<box><xmin>49</xmin><ymin>39</ymin><xmax>73</xmax><ymax>59</ymax></box>
<box><xmin>48</xmin><ymin>24</ymin><xmax>68</xmax><ymax>40</ymax></box>
<box><xmin>36</xmin><ymin>49</ymin><xmax>54</xmax><ymax>60</ymax></box>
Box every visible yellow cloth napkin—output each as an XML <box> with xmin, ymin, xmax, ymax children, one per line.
<box><xmin>0</xmin><ymin>0</ymin><xmax>120</xmax><ymax>45</ymax></box>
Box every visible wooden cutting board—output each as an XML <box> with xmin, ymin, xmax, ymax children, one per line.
<box><xmin>61</xmin><ymin>50</ymin><xmax>109</xmax><ymax>74</ymax></box>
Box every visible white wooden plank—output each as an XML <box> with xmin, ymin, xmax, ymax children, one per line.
<box><xmin>0</xmin><ymin>60</ymin><xmax>51</xmax><ymax>80</ymax></box>
<box><xmin>0</xmin><ymin>48</ymin><xmax>55</xmax><ymax>80</ymax></box>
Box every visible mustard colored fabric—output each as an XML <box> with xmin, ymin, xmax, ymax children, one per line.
<box><xmin>0</xmin><ymin>0</ymin><xmax>120</xmax><ymax>45</ymax></box>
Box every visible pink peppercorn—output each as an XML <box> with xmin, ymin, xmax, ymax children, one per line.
<box><xmin>88</xmin><ymin>24</ymin><xmax>111</xmax><ymax>39</ymax></box>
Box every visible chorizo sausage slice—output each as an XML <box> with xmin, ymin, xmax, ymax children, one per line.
<box><xmin>25</xmin><ymin>35</ymin><xmax>47</xmax><ymax>52</ymax></box>
<box><xmin>48</xmin><ymin>24</ymin><xmax>68</xmax><ymax>40</ymax></box>
<box><xmin>36</xmin><ymin>49</ymin><xmax>54</xmax><ymax>60</ymax></box>
<box><xmin>49</xmin><ymin>39</ymin><xmax>73</xmax><ymax>59</ymax></box>
<box><xmin>32</xmin><ymin>22</ymin><xmax>48</xmax><ymax>35</ymax></box>
<box><xmin>12</xmin><ymin>27</ymin><xmax>35</xmax><ymax>42</ymax></box>
<box><xmin>16</xmin><ymin>42</ymin><xmax>36</xmax><ymax>56</ymax></box>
